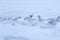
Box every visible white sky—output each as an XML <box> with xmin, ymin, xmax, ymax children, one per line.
<box><xmin>0</xmin><ymin>0</ymin><xmax>60</xmax><ymax>17</ymax></box>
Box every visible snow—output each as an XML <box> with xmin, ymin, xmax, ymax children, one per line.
<box><xmin>0</xmin><ymin>0</ymin><xmax>60</xmax><ymax>40</ymax></box>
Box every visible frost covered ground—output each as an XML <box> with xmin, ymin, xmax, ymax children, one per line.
<box><xmin>0</xmin><ymin>0</ymin><xmax>60</xmax><ymax>40</ymax></box>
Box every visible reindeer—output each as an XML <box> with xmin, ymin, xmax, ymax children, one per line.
<box><xmin>24</xmin><ymin>15</ymin><xmax>33</xmax><ymax>21</ymax></box>
<box><xmin>37</xmin><ymin>15</ymin><xmax>43</xmax><ymax>22</ymax></box>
